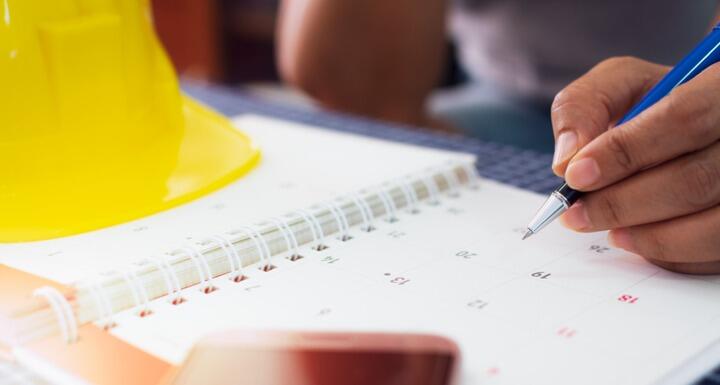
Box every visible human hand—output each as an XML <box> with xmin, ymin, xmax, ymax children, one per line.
<box><xmin>551</xmin><ymin>57</ymin><xmax>720</xmax><ymax>274</ymax></box>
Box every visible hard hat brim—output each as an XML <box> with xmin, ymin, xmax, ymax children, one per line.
<box><xmin>1</xmin><ymin>96</ymin><xmax>261</xmax><ymax>243</ymax></box>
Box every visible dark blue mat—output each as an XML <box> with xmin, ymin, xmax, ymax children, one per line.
<box><xmin>182</xmin><ymin>83</ymin><xmax>562</xmax><ymax>195</ymax></box>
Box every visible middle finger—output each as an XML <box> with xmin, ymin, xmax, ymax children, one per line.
<box><xmin>562</xmin><ymin>141</ymin><xmax>720</xmax><ymax>232</ymax></box>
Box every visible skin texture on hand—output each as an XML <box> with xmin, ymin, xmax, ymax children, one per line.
<box><xmin>551</xmin><ymin>56</ymin><xmax>720</xmax><ymax>274</ymax></box>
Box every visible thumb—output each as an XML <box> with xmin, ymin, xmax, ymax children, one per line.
<box><xmin>551</xmin><ymin>57</ymin><xmax>669</xmax><ymax>176</ymax></box>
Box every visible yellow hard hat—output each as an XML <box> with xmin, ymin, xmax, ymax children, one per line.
<box><xmin>0</xmin><ymin>0</ymin><xmax>260</xmax><ymax>242</ymax></box>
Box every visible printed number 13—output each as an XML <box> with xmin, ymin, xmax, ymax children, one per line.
<box><xmin>390</xmin><ymin>277</ymin><xmax>410</xmax><ymax>285</ymax></box>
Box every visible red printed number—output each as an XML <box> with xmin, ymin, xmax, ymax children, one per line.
<box><xmin>557</xmin><ymin>327</ymin><xmax>576</xmax><ymax>338</ymax></box>
<box><xmin>618</xmin><ymin>294</ymin><xmax>639</xmax><ymax>304</ymax></box>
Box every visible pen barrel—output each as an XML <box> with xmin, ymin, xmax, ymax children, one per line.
<box><xmin>618</xmin><ymin>26</ymin><xmax>720</xmax><ymax>125</ymax></box>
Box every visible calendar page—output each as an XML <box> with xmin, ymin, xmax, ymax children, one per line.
<box><xmin>0</xmin><ymin>115</ymin><xmax>472</xmax><ymax>283</ymax></box>
<box><xmin>103</xmin><ymin>180</ymin><xmax>720</xmax><ymax>385</ymax></box>
<box><xmin>3</xmin><ymin>114</ymin><xmax>719</xmax><ymax>385</ymax></box>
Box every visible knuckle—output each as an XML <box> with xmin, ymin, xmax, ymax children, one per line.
<box><xmin>663</xmin><ymin>91</ymin><xmax>715</xmax><ymax>138</ymax></box>
<box><xmin>606</xmin><ymin>128</ymin><xmax>638</xmax><ymax>172</ymax></box>
<box><xmin>596</xmin><ymin>56</ymin><xmax>640</xmax><ymax>71</ymax></box>
<box><xmin>552</xmin><ymin>85</ymin><xmax>580</xmax><ymax>112</ymax></box>
<box><xmin>551</xmin><ymin>85</ymin><xmax>589</xmax><ymax>132</ymax></box>
<box><xmin>679</xmin><ymin>159</ymin><xmax>720</xmax><ymax>208</ymax></box>
<box><xmin>552</xmin><ymin>82</ymin><xmax>613</xmax><ymax>139</ymax></box>
<box><xmin>551</xmin><ymin>90</ymin><xmax>569</xmax><ymax>114</ymax></box>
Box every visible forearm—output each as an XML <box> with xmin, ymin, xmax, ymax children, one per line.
<box><xmin>276</xmin><ymin>0</ymin><xmax>448</xmax><ymax>125</ymax></box>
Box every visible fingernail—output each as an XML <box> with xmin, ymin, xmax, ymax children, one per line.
<box><xmin>552</xmin><ymin>131</ymin><xmax>578</xmax><ymax>167</ymax></box>
<box><xmin>608</xmin><ymin>229</ymin><xmax>636</xmax><ymax>253</ymax></box>
<box><xmin>560</xmin><ymin>201</ymin><xmax>591</xmax><ymax>231</ymax></box>
<box><xmin>566</xmin><ymin>158</ymin><xmax>601</xmax><ymax>189</ymax></box>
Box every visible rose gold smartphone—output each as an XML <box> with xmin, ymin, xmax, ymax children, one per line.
<box><xmin>170</xmin><ymin>330</ymin><xmax>460</xmax><ymax>385</ymax></box>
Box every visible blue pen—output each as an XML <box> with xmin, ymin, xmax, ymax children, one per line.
<box><xmin>523</xmin><ymin>23</ymin><xmax>720</xmax><ymax>239</ymax></box>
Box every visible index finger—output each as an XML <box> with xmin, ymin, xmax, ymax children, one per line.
<box><xmin>551</xmin><ymin>57</ymin><xmax>668</xmax><ymax>175</ymax></box>
<box><xmin>564</xmin><ymin>63</ymin><xmax>720</xmax><ymax>192</ymax></box>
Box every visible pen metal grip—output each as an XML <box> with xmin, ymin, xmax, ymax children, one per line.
<box><xmin>557</xmin><ymin>183</ymin><xmax>581</xmax><ymax>205</ymax></box>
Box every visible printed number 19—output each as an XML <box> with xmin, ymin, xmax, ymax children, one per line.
<box><xmin>531</xmin><ymin>272</ymin><xmax>551</xmax><ymax>279</ymax></box>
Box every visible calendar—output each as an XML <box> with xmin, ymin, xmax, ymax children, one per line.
<box><xmin>1</xmin><ymin>115</ymin><xmax>719</xmax><ymax>385</ymax></box>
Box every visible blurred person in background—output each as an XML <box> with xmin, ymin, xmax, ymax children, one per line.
<box><xmin>276</xmin><ymin>0</ymin><xmax>718</xmax><ymax>152</ymax></box>
<box><xmin>278</xmin><ymin>1</ymin><xmax>720</xmax><ymax>274</ymax></box>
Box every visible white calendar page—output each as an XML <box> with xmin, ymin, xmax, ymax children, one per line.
<box><xmin>0</xmin><ymin>115</ymin><xmax>472</xmax><ymax>283</ymax></box>
<box><xmin>105</xmin><ymin>180</ymin><xmax>720</xmax><ymax>385</ymax></box>
<box><xmin>3</xmin><ymin>114</ymin><xmax>720</xmax><ymax>385</ymax></box>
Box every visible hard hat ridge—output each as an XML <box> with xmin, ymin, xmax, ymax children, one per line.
<box><xmin>0</xmin><ymin>0</ymin><xmax>260</xmax><ymax>242</ymax></box>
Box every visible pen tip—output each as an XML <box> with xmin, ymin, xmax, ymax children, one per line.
<box><xmin>521</xmin><ymin>230</ymin><xmax>533</xmax><ymax>241</ymax></box>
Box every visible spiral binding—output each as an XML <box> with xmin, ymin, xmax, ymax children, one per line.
<box><xmin>349</xmin><ymin>193</ymin><xmax>376</xmax><ymax>232</ymax></box>
<box><xmin>397</xmin><ymin>178</ymin><xmax>420</xmax><ymax>214</ymax></box>
<box><xmin>33</xmin><ymin>286</ymin><xmax>78</xmax><ymax>344</ymax></box>
<box><xmin>294</xmin><ymin>209</ymin><xmax>328</xmax><ymax>251</ymax></box>
<box><xmin>122</xmin><ymin>269</ymin><xmax>152</xmax><ymax>317</ymax></box>
<box><xmin>442</xmin><ymin>166</ymin><xmax>462</xmax><ymax>197</ymax></box>
<box><xmin>231</xmin><ymin>226</ymin><xmax>275</xmax><ymax>272</ymax></box>
<box><xmin>207</xmin><ymin>235</ymin><xmax>247</xmax><ymax>282</ymax></box>
<box><xmin>268</xmin><ymin>217</ymin><xmax>303</xmax><ymax>261</ymax></box>
<box><xmin>148</xmin><ymin>256</ymin><xmax>185</xmax><ymax>305</ymax></box>
<box><xmin>85</xmin><ymin>280</ymin><xmax>116</xmax><ymax>330</ymax></box>
<box><xmin>421</xmin><ymin>173</ymin><xmax>441</xmax><ymax>205</ymax></box>
<box><xmin>41</xmin><ymin>160</ymin><xmax>477</xmax><ymax>344</ymax></box>
<box><xmin>321</xmin><ymin>202</ymin><xmax>352</xmax><ymax>241</ymax></box>
<box><xmin>175</xmin><ymin>246</ymin><xmax>217</xmax><ymax>294</ymax></box>
<box><xmin>376</xmin><ymin>188</ymin><xmax>399</xmax><ymax>223</ymax></box>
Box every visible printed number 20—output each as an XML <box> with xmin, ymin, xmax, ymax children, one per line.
<box><xmin>456</xmin><ymin>251</ymin><xmax>477</xmax><ymax>259</ymax></box>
